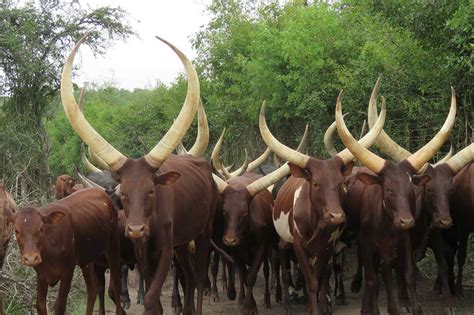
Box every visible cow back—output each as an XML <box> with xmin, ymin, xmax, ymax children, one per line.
<box><xmin>158</xmin><ymin>154</ymin><xmax>218</xmax><ymax>246</ymax></box>
<box><xmin>0</xmin><ymin>188</ymin><xmax>14</xmax><ymax>267</ymax></box>
<box><xmin>45</xmin><ymin>188</ymin><xmax>116</xmax><ymax>265</ymax></box>
<box><xmin>451</xmin><ymin>162</ymin><xmax>474</xmax><ymax>229</ymax></box>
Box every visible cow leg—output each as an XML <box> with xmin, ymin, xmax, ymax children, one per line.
<box><xmin>360</xmin><ymin>243</ymin><xmax>379</xmax><ymax>315</ymax></box>
<box><xmin>400</xmin><ymin>232</ymin><xmax>422</xmax><ymax>315</ymax></box>
<box><xmin>106</xmin><ymin>217</ymin><xmax>124</xmax><ymax>315</ymax></box>
<box><xmin>272</xmin><ymin>248</ymin><xmax>282</xmax><ymax>303</ymax></box>
<box><xmin>174</xmin><ymin>245</ymin><xmax>196</xmax><ymax>315</ymax></box>
<box><xmin>221</xmin><ymin>255</ymin><xmax>228</xmax><ymax>292</ymax></box>
<box><xmin>333</xmin><ymin>249</ymin><xmax>347</xmax><ymax>305</ymax></box>
<box><xmin>36</xmin><ymin>276</ymin><xmax>48</xmax><ymax>315</ymax></box>
<box><xmin>227</xmin><ymin>259</ymin><xmax>237</xmax><ymax>301</ymax></box>
<box><xmin>380</xmin><ymin>261</ymin><xmax>399</xmax><ymax>315</ymax></box>
<box><xmin>194</xmin><ymin>234</ymin><xmax>212</xmax><ymax>315</ymax></box>
<box><xmin>95</xmin><ymin>265</ymin><xmax>107</xmax><ymax>315</ymax></box>
<box><xmin>293</xmin><ymin>237</ymin><xmax>319</xmax><ymax>315</ymax></box>
<box><xmin>351</xmin><ymin>242</ymin><xmax>363</xmax><ymax>293</ymax></box>
<box><xmin>316</xmin><ymin>261</ymin><xmax>332</xmax><ymax>315</ymax></box>
<box><xmin>137</xmin><ymin>266</ymin><xmax>145</xmax><ymax>305</ymax></box>
<box><xmin>263</xmin><ymin>250</ymin><xmax>271</xmax><ymax>309</ymax></box>
<box><xmin>279</xmin><ymin>247</ymin><xmax>291</xmax><ymax>312</ymax></box>
<box><xmin>430</xmin><ymin>231</ymin><xmax>455</xmax><ymax>306</ymax></box>
<box><xmin>171</xmin><ymin>258</ymin><xmax>184</xmax><ymax>314</ymax></box>
<box><xmin>243</xmin><ymin>241</ymin><xmax>266</xmax><ymax>314</ymax></box>
<box><xmin>54</xmin><ymin>268</ymin><xmax>74</xmax><ymax>314</ymax></box>
<box><xmin>120</xmin><ymin>265</ymin><xmax>131</xmax><ymax>309</ymax></box>
<box><xmin>211</xmin><ymin>250</ymin><xmax>221</xmax><ymax>302</ymax></box>
<box><xmin>236</xmin><ymin>258</ymin><xmax>248</xmax><ymax>309</ymax></box>
<box><xmin>455</xmin><ymin>230</ymin><xmax>468</xmax><ymax>298</ymax></box>
<box><xmin>81</xmin><ymin>263</ymin><xmax>98</xmax><ymax>315</ymax></box>
<box><xmin>143</xmin><ymin>244</ymin><xmax>171</xmax><ymax>315</ymax></box>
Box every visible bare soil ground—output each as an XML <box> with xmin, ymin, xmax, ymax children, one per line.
<box><xmin>107</xmin><ymin>246</ymin><xmax>474</xmax><ymax>314</ymax></box>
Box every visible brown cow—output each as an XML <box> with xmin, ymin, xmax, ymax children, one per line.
<box><xmin>0</xmin><ymin>184</ymin><xmax>14</xmax><ymax>315</ymax></box>
<box><xmin>54</xmin><ymin>175</ymin><xmax>84</xmax><ymax>200</ymax></box>
<box><xmin>258</xmin><ymin>90</ymin><xmax>387</xmax><ymax>314</ymax></box>
<box><xmin>3</xmin><ymin>188</ymin><xmax>122</xmax><ymax>315</ymax></box>
<box><xmin>336</xmin><ymin>88</ymin><xmax>456</xmax><ymax>315</ymax></box>
<box><xmin>61</xmin><ymin>35</ymin><xmax>217</xmax><ymax>315</ymax></box>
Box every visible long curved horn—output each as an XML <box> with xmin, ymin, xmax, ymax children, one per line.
<box><xmin>296</xmin><ymin>124</ymin><xmax>309</xmax><ymax>153</ymax></box>
<box><xmin>324</xmin><ymin>115</ymin><xmax>347</xmax><ymax>158</ymax></box>
<box><xmin>176</xmin><ymin>142</ymin><xmax>188</xmax><ymax>156</ymax></box>
<box><xmin>229</xmin><ymin>149</ymin><xmax>250</xmax><ymax>178</ymax></box>
<box><xmin>88</xmin><ymin>146</ymin><xmax>111</xmax><ymax>171</ymax></box>
<box><xmin>259</xmin><ymin>102</ymin><xmax>310</xmax><ymax>168</ymax></box>
<box><xmin>76</xmin><ymin>168</ymin><xmax>104</xmax><ymax>190</ymax></box>
<box><xmin>336</xmin><ymin>91</ymin><xmax>387</xmax><ymax>173</ymax></box>
<box><xmin>144</xmin><ymin>36</ymin><xmax>200</xmax><ymax>168</ymax></box>
<box><xmin>406</xmin><ymin>88</ymin><xmax>457</xmax><ymax>171</ymax></box>
<box><xmin>247</xmin><ymin>125</ymin><xmax>309</xmax><ymax>196</ymax></box>
<box><xmin>187</xmin><ymin>99</ymin><xmax>209</xmax><ymax>157</ymax></box>
<box><xmin>246</xmin><ymin>148</ymin><xmax>272</xmax><ymax>173</ymax></box>
<box><xmin>446</xmin><ymin>143</ymin><xmax>474</xmax><ymax>173</ymax></box>
<box><xmin>368</xmin><ymin>77</ymin><xmax>411</xmax><ymax>161</ymax></box>
<box><xmin>61</xmin><ymin>33</ymin><xmax>128</xmax><ymax>171</ymax></box>
<box><xmin>434</xmin><ymin>146</ymin><xmax>454</xmax><ymax>166</ymax></box>
<box><xmin>81</xmin><ymin>144</ymin><xmax>101</xmax><ymax>173</ymax></box>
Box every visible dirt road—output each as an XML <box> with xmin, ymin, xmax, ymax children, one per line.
<box><xmin>117</xmin><ymin>247</ymin><xmax>474</xmax><ymax>314</ymax></box>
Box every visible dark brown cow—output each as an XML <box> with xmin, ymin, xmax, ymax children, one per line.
<box><xmin>259</xmin><ymin>92</ymin><xmax>387</xmax><ymax>314</ymax></box>
<box><xmin>0</xmin><ymin>184</ymin><xmax>14</xmax><ymax>315</ymax></box>
<box><xmin>336</xmin><ymin>88</ymin><xmax>456</xmax><ymax>315</ymax></box>
<box><xmin>61</xmin><ymin>35</ymin><xmax>217</xmax><ymax>315</ymax></box>
<box><xmin>54</xmin><ymin>175</ymin><xmax>84</xmax><ymax>200</ymax></box>
<box><xmin>3</xmin><ymin>188</ymin><xmax>122</xmax><ymax>315</ymax></box>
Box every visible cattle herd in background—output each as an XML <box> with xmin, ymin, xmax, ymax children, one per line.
<box><xmin>0</xmin><ymin>33</ymin><xmax>473</xmax><ymax>315</ymax></box>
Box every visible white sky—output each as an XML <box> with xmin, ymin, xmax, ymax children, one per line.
<box><xmin>76</xmin><ymin>0</ymin><xmax>211</xmax><ymax>90</ymax></box>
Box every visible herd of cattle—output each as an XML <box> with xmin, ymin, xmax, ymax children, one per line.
<box><xmin>0</xmin><ymin>34</ymin><xmax>473</xmax><ymax>315</ymax></box>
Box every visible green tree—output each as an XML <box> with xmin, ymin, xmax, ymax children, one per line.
<box><xmin>0</xmin><ymin>0</ymin><xmax>134</xmax><ymax>193</ymax></box>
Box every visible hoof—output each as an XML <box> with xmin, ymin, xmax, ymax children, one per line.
<box><xmin>173</xmin><ymin>305</ymin><xmax>183</xmax><ymax>315</ymax></box>
<box><xmin>444</xmin><ymin>307</ymin><xmax>456</xmax><ymax>315</ymax></box>
<box><xmin>335</xmin><ymin>297</ymin><xmax>347</xmax><ymax>306</ymax></box>
<box><xmin>121</xmin><ymin>301</ymin><xmax>131</xmax><ymax>310</ymax></box>
<box><xmin>212</xmin><ymin>292</ymin><xmax>220</xmax><ymax>303</ymax></box>
<box><xmin>351</xmin><ymin>278</ymin><xmax>362</xmax><ymax>293</ymax></box>
<box><xmin>227</xmin><ymin>288</ymin><xmax>237</xmax><ymax>301</ymax></box>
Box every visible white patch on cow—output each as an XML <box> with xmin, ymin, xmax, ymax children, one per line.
<box><xmin>103</xmin><ymin>202</ymin><xmax>108</xmax><ymax>206</ymax></box>
<box><xmin>407</xmin><ymin>172</ymin><xmax>412</xmax><ymax>182</ymax></box>
<box><xmin>383</xmin><ymin>199</ymin><xmax>387</xmax><ymax>209</ymax></box>
<box><xmin>273</xmin><ymin>208</ymin><xmax>293</xmax><ymax>243</ymax></box>
<box><xmin>309</xmin><ymin>256</ymin><xmax>318</xmax><ymax>266</ymax></box>
<box><xmin>329</xmin><ymin>227</ymin><xmax>341</xmax><ymax>245</ymax></box>
<box><xmin>292</xmin><ymin>185</ymin><xmax>305</xmax><ymax>239</ymax></box>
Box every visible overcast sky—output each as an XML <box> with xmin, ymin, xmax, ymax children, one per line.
<box><xmin>77</xmin><ymin>0</ymin><xmax>211</xmax><ymax>90</ymax></box>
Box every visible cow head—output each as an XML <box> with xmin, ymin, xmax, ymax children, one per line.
<box><xmin>55</xmin><ymin>175</ymin><xmax>76</xmax><ymax>200</ymax></box>
<box><xmin>220</xmin><ymin>186</ymin><xmax>253</xmax><ymax>246</ymax></box>
<box><xmin>420</xmin><ymin>164</ymin><xmax>454</xmax><ymax>228</ymax></box>
<box><xmin>61</xmin><ymin>35</ymin><xmax>200</xmax><ymax>240</ymax></box>
<box><xmin>289</xmin><ymin>157</ymin><xmax>353</xmax><ymax>225</ymax></box>
<box><xmin>336</xmin><ymin>87</ymin><xmax>456</xmax><ymax>231</ymax></box>
<box><xmin>113</xmin><ymin>158</ymin><xmax>180</xmax><ymax>239</ymax></box>
<box><xmin>4</xmin><ymin>204</ymin><xmax>65</xmax><ymax>266</ymax></box>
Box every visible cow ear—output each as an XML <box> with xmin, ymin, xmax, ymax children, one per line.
<box><xmin>155</xmin><ymin>172</ymin><xmax>181</xmax><ymax>186</ymax></box>
<box><xmin>3</xmin><ymin>201</ymin><xmax>16</xmax><ymax>224</ymax></box>
<box><xmin>412</xmin><ymin>174</ymin><xmax>431</xmax><ymax>186</ymax></box>
<box><xmin>341</xmin><ymin>161</ymin><xmax>354</xmax><ymax>177</ymax></box>
<box><xmin>111</xmin><ymin>172</ymin><xmax>121</xmax><ymax>184</ymax></box>
<box><xmin>355</xmin><ymin>173</ymin><xmax>381</xmax><ymax>186</ymax></box>
<box><xmin>288</xmin><ymin>163</ymin><xmax>312</xmax><ymax>182</ymax></box>
<box><xmin>41</xmin><ymin>210</ymin><xmax>66</xmax><ymax>225</ymax></box>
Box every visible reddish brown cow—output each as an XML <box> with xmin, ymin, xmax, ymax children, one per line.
<box><xmin>3</xmin><ymin>188</ymin><xmax>122</xmax><ymax>315</ymax></box>
<box><xmin>259</xmin><ymin>91</ymin><xmax>387</xmax><ymax>314</ymax></box>
<box><xmin>336</xmin><ymin>89</ymin><xmax>456</xmax><ymax>315</ymax></box>
<box><xmin>61</xmin><ymin>35</ymin><xmax>217</xmax><ymax>315</ymax></box>
<box><xmin>54</xmin><ymin>175</ymin><xmax>84</xmax><ymax>200</ymax></box>
<box><xmin>0</xmin><ymin>184</ymin><xmax>14</xmax><ymax>315</ymax></box>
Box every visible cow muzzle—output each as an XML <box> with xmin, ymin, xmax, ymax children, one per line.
<box><xmin>434</xmin><ymin>218</ymin><xmax>453</xmax><ymax>229</ymax></box>
<box><xmin>22</xmin><ymin>253</ymin><xmax>42</xmax><ymax>266</ymax></box>
<box><xmin>223</xmin><ymin>236</ymin><xmax>240</xmax><ymax>247</ymax></box>
<box><xmin>395</xmin><ymin>217</ymin><xmax>415</xmax><ymax>230</ymax></box>
<box><xmin>324</xmin><ymin>211</ymin><xmax>345</xmax><ymax>225</ymax></box>
<box><xmin>126</xmin><ymin>224</ymin><xmax>149</xmax><ymax>239</ymax></box>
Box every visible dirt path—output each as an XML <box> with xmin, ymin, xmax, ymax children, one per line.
<box><xmin>114</xmin><ymin>247</ymin><xmax>474</xmax><ymax>314</ymax></box>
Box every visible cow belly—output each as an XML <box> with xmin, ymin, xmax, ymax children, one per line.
<box><xmin>273</xmin><ymin>208</ymin><xmax>293</xmax><ymax>244</ymax></box>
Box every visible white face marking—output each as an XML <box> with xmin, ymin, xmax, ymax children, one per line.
<box><xmin>273</xmin><ymin>208</ymin><xmax>294</xmax><ymax>243</ymax></box>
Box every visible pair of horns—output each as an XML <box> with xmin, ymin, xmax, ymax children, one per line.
<box><xmin>213</xmin><ymin>125</ymin><xmax>309</xmax><ymax>196</ymax></box>
<box><xmin>337</xmin><ymin>82</ymin><xmax>456</xmax><ymax>174</ymax></box>
<box><xmin>61</xmin><ymin>34</ymin><xmax>200</xmax><ymax>171</ymax></box>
